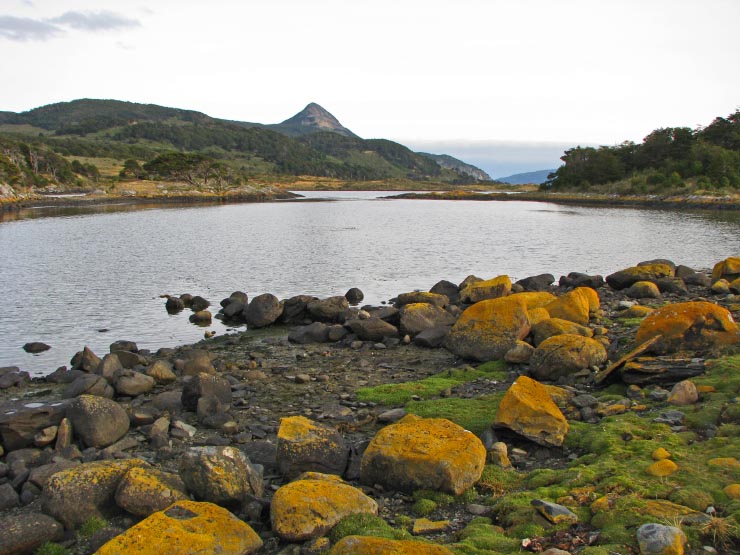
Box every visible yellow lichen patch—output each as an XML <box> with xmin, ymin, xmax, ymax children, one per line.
<box><xmin>545</xmin><ymin>287</ymin><xmax>598</xmax><ymax>325</ymax></box>
<box><xmin>635</xmin><ymin>301</ymin><xmax>740</xmax><ymax>354</ymax></box>
<box><xmin>396</xmin><ymin>291</ymin><xmax>448</xmax><ymax>308</ymax></box>
<box><xmin>412</xmin><ymin>518</ymin><xmax>452</xmax><ymax>535</ymax></box>
<box><xmin>708</xmin><ymin>457</ymin><xmax>740</xmax><ymax>469</ymax></box>
<box><xmin>494</xmin><ymin>376</ymin><xmax>568</xmax><ymax>447</ymax></box>
<box><xmin>460</xmin><ymin>275</ymin><xmax>512</xmax><ymax>303</ymax></box>
<box><xmin>331</xmin><ymin>536</ymin><xmax>455</xmax><ymax>555</ymax></box>
<box><xmin>643</xmin><ymin>499</ymin><xmax>702</xmax><ymax>521</ymax></box>
<box><xmin>270</xmin><ymin>478</ymin><xmax>378</xmax><ymax>541</ymax></box>
<box><xmin>115</xmin><ymin>466</ymin><xmax>189</xmax><ymax>517</ymax></box>
<box><xmin>515</xmin><ymin>291</ymin><xmax>558</xmax><ymax>310</ymax></box>
<box><xmin>711</xmin><ymin>256</ymin><xmax>740</xmax><ymax>281</ymax></box>
<box><xmin>652</xmin><ymin>447</ymin><xmax>672</xmax><ymax>461</ymax></box>
<box><xmin>696</xmin><ymin>385</ymin><xmax>716</xmax><ymax>394</ymax></box>
<box><xmin>590</xmin><ymin>496</ymin><xmax>612</xmax><ymax>513</ymax></box>
<box><xmin>729</xmin><ymin>276</ymin><xmax>740</xmax><ymax>293</ymax></box>
<box><xmin>646</xmin><ymin>459</ymin><xmax>679</xmax><ymax>477</ymax></box>
<box><xmin>360</xmin><ymin>415</ymin><xmax>486</xmax><ymax>495</ymax></box>
<box><xmin>597</xmin><ymin>404</ymin><xmax>628</xmax><ymax>417</ymax></box>
<box><xmin>723</xmin><ymin>484</ymin><xmax>740</xmax><ymax>499</ymax></box>
<box><xmin>608</xmin><ymin>263</ymin><xmax>675</xmax><ymax>289</ymax></box>
<box><xmin>531</xmin><ymin>317</ymin><xmax>593</xmax><ymax>346</ymax></box>
<box><xmin>96</xmin><ymin>500</ymin><xmax>262</xmax><ymax>555</ymax></box>
<box><xmin>620</xmin><ymin>305</ymin><xmax>654</xmax><ymax>319</ymax></box>
<box><xmin>277</xmin><ymin>415</ymin><xmax>347</xmax><ymax>479</ymax></box>
<box><xmin>543</xmin><ymin>384</ymin><xmax>573</xmax><ymax>406</ymax></box>
<box><xmin>528</xmin><ymin>307</ymin><xmax>550</xmax><ymax>325</ymax></box>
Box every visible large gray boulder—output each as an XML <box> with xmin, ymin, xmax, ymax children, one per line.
<box><xmin>0</xmin><ymin>513</ymin><xmax>64</xmax><ymax>554</ymax></box>
<box><xmin>0</xmin><ymin>399</ymin><xmax>71</xmax><ymax>451</ymax></box>
<box><xmin>62</xmin><ymin>373</ymin><xmax>114</xmax><ymax>399</ymax></box>
<box><xmin>288</xmin><ymin>322</ymin><xmax>331</xmax><ymax>344</ymax></box>
<box><xmin>307</xmin><ymin>296</ymin><xmax>349</xmax><ymax>323</ymax></box>
<box><xmin>244</xmin><ymin>293</ymin><xmax>283</xmax><ymax>328</ymax></box>
<box><xmin>181</xmin><ymin>373</ymin><xmax>231</xmax><ymax>412</ymax></box>
<box><xmin>346</xmin><ymin>318</ymin><xmax>398</xmax><ymax>342</ymax></box>
<box><xmin>66</xmin><ymin>394</ymin><xmax>130</xmax><ymax>448</ymax></box>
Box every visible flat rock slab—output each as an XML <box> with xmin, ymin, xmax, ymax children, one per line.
<box><xmin>0</xmin><ymin>398</ymin><xmax>71</xmax><ymax>451</ymax></box>
<box><xmin>0</xmin><ymin>513</ymin><xmax>64</xmax><ymax>555</ymax></box>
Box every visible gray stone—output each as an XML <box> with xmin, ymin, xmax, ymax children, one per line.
<box><xmin>0</xmin><ymin>513</ymin><xmax>63</xmax><ymax>554</ymax></box>
<box><xmin>280</xmin><ymin>295</ymin><xmax>315</xmax><ymax>324</ymax></box>
<box><xmin>165</xmin><ymin>296</ymin><xmax>185</xmax><ymax>312</ymax></box>
<box><xmin>115</xmin><ymin>370</ymin><xmax>156</xmax><ymax>396</ymax></box>
<box><xmin>244</xmin><ymin>293</ymin><xmax>283</xmax><ymax>328</ymax></box>
<box><xmin>531</xmin><ymin>499</ymin><xmax>579</xmax><ymax>524</ymax></box>
<box><xmin>346</xmin><ymin>318</ymin><xmax>398</xmax><ymax>342</ymax></box>
<box><xmin>307</xmin><ymin>296</ymin><xmax>350</xmax><ymax>323</ymax></box>
<box><xmin>115</xmin><ymin>350</ymin><xmax>148</xmax><ymax>369</ymax></box>
<box><xmin>0</xmin><ymin>482</ymin><xmax>19</xmax><ymax>511</ymax></box>
<box><xmin>110</xmin><ymin>340</ymin><xmax>138</xmax><ymax>353</ymax></box>
<box><xmin>67</xmin><ymin>394</ymin><xmax>130</xmax><ymax>448</ymax></box>
<box><xmin>515</xmin><ymin>274</ymin><xmax>555</xmax><ymax>292</ymax></box>
<box><xmin>399</xmin><ymin>303</ymin><xmax>456</xmax><ymax>337</ymax></box>
<box><xmin>182</xmin><ymin>373</ymin><xmax>231</xmax><ymax>412</ymax></box>
<box><xmin>70</xmin><ymin>346</ymin><xmax>102</xmax><ymax>372</ymax></box>
<box><xmin>63</xmin><ymin>373</ymin><xmax>114</xmax><ymax>399</ymax></box>
<box><xmin>413</xmin><ymin>326</ymin><xmax>451</xmax><ymax>348</ymax></box>
<box><xmin>23</xmin><ymin>342</ymin><xmax>51</xmax><ymax>353</ymax></box>
<box><xmin>0</xmin><ymin>398</ymin><xmax>71</xmax><ymax>451</ymax></box>
<box><xmin>181</xmin><ymin>349</ymin><xmax>216</xmax><ymax>376</ymax></box>
<box><xmin>96</xmin><ymin>353</ymin><xmax>124</xmax><ymax>383</ymax></box>
<box><xmin>222</xmin><ymin>300</ymin><xmax>245</xmax><ymax>319</ymax></box>
<box><xmin>636</xmin><ymin>523</ymin><xmax>686</xmax><ymax>555</ymax></box>
<box><xmin>288</xmin><ymin>322</ymin><xmax>331</xmax><ymax>344</ymax></box>
<box><xmin>179</xmin><ymin>446</ymin><xmax>264</xmax><ymax>505</ymax></box>
<box><xmin>146</xmin><ymin>359</ymin><xmax>177</xmax><ymax>384</ymax></box>
<box><xmin>345</xmin><ymin>287</ymin><xmax>364</xmax><ymax>304</ymax></box>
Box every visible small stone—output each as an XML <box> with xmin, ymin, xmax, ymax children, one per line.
<box><xmin>295</xmin><ymin>374</ymin><xmax>311</xmax><ymax>384</ymax></box>
<box><xmin>412</xmin><ymin>518</ymin><xmax>451</xmax><ymax>535</ymax></box>
<box><xmin>489</xmin><ymin>442</ymin><xmax>512</xmax><ymax>469</ymax></box>
<box><xmin>34</xmin><ymin>425</ymin><xmax>58</xmax><ymax>447</ymax></box>
<box><xmin>668</xmin><ymin>380</ymin><xmax>699</xmax><ymax>406</ymax></box>
<box><xmin>466</xmin><ymin>503</ymin><xmax>489</xmax><ymax>516</ymax></box>
<box><xmin>636</xmin><ymin>523</ymin><xmax>686</xmax><ymax>555</ymax></box>
<box><xmin>377</xmin><ymin>408</ymin><xmax>406</xmax><ymax>423</ymax></box>
<box><xmin>531</xmin><ymin>499</ymin><xmax>578</xmax><ymax>524</ymax></box>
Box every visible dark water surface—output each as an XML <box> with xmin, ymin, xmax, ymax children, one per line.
<box><xmin>2</xmin><ymin>190</ymin><xmax>739</xmax><ymax>375</ymax></box>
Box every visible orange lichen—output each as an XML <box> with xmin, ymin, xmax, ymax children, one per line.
<box><xmin>331</xmin><ymin>535</ymin><xmax>455</xmax><ymax>555</ymax></box>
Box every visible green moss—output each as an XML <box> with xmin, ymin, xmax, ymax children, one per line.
<box><xmin>356</xmin><ymin>361</ymin><xmax>507</xmax><ymax>406</ymax></box>
<box><xmin>412</xmin><ymin>498</ymin><xmax>438</xmax><ymax>516</ymax></box>
<box><xmin>449</xmin><ymin>517</ymin><xmax>521</xmax><ymax>555</ymax></box>
<box><xmin>78</xmin><ymin>516</ymin><xmax>108</xmax><ymax>538</ymax></box>
<box><xmin>33</xmin><ymin>544</ymin><xmax>70</xmax><ymax>555</ymax></box>
<box><xmin>405</xmin><ymin>393</ymin><xmax>504</xmax><ymax>435</ymax></box>
<box><xmin>581</xmin><ymin>546</ymin><xmax>622</xmax><ymax>555</ymax></box>
<box><xmin>668</xmin><ymin>487</ymin><xmax>715</xmax><ymax>511</ymax></box>
<box><xmin>616</xmin><ymin>317</ymin><xmax>645</xmax><ymax>327</ymax></box>
<box><xmin>477</xmin><ymin>465</ymin><xmax>525</xmax><ymax>499</ymax></box>
<box><xmin>526</xmin><ymin>469</ymin><xmax>562</xmax><ymax>489</ymax></box>
<box><xmin>328</xmin><ymin>513</ymin><xmax>410</xmax><ymax>543</ymax></box>
<box><xmin>506</xmin><ymin>522</ymin><xmax>546</xmax><ymax>539</ymax></box>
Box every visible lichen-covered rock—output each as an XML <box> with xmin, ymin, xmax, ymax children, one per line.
<box><xmin>346</xmin><ymin>318</ymin><xmax>399</xmax><ymax>341</ymax></box>
<box><xmin>331</xmin><ymin>536</ymin><xmax>455</xmax><ymax>555</ymax></box>
<box><xmin>276</xmin><ymin>416</ymin><xmax>349</xmax><ymax>479</ymax></box>
<box><xmin>636</xmin><ymin>523</ymin><xmax>686</xmax><ymax>555</ymax></box>
<box><xmin>66</xmin><ymin>394</ymin><xmax>129</xmax><ymax>448</ymax></box>
<box><xmin>444</xmin><ymin>295</ymin><xmax>531</xmax><ymax>362</ymax></box>
<box><xmin>179</xmin><ymin>446</ymin><xmax>263</xmax><ymax>506</ymax></box>
<box><xmin>606</xmin><ymin>263</ymin><xmax>675</xmax><ymax>290</ymax></box>
<box><xmin>531</xmin><ymin>499</ymin><xmax>579</xmax><ymax>524</ymax></box>
<box><xmin>620</xmin><ymin>305</ymin><xmax>654</xmax><ymax>319</ymax></box>
<box><xmin>146</xmin><ymin>359</ymin><xmax>177</xmax><ymax>384</ymax></box>
<box><xmin>529</xmin><ymin>334</ymin><xmax>608</xmax><ymax>381</ymax></box>
<box><xmin>646</xmin><ymin>459</ymin><xmax>679</xmax><ymax>477</ymax></box>
<box><xmin>667</xmin><ymin>380</ymin><xmax>698</xmax><ymax>405</ymax></box>
<box><xmin>115</xmin><ymin>465</ymin><xmax>189</xmax><ymax>516</ymax></box>
<box><xmin>625</xmin><ymin>281</ymin><xmax>662</xmax><ymax>299</ymax></box>
<box><xmin>42</xmin><ymin>459</ymin><xmax>148</xmax><ymax>529</ymax></box>
<box><xmin>504</xmin><ymin>340</ymin><xmax>535</xmax><ymax>363</ymax></box>
<box><xmin>396</xmin><ymin>291</ymin><xmax>448</xmax><ymax>308</ymax></box>
<box><xmin>711</xmin><ymin>256</ymin><xmax>740</xmax><ymax>281</ymax></box>
<box><xmin>399</xmin><ymin>302</ymin><xmax>456</xmax><ymax>336</ymax></box>
<box><xmin>188</xmin><ymin>310</ymin><xmax>212</xmax><ymax>325</ymax></box>
<box><xmin>634</xmin><ymin>301</ymin><xmax>740</xmax><ymax>354</ymax></box>
<box><xmin>545</xmin><ymin>287</ymin><xmax>599</xmax><ymax>326</ymax></box>
<box><xmin>96</xmin><ymin>500</ymin><xmax>262</xmax><ymax>555</ymax></box>
<box><xmin>459</xmin><ymin>275</ymin><xmax>511</xmax><ymax>304</ymax></box>
<box><xmin>0</xmin><ymin>513</ymin><xmax>64</xmax><ymax>555</ymax></box>
<box><xmin>494</xmin><ymin>376</ymin><xmax>569</xmax><ymax>447</ymax></box>
<box><xmin>271</xmin><ymin>474</ymin><xmax>378</xmax><ymax>541</ymax></box>
<box><xmin>244</xmin><ymin>293</ymin><xmax>283</xmax><ymax>328</ymax></box>
<box><xmin>729</xmin><ymin>276</ymin><xmax>740</xmax><ymax>294</ymax></box>
<box><xmin>531</xmin><ymin>317</ymin><xmax>593</xmax><ymax>346</ymax></box>
<box><xmin>360</xmin><ymin>415</ymin><xmax>485</xmax><ymax>495</ymax></box>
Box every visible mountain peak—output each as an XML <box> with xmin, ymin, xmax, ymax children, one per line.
<box><xmin>279</xmin><ymin>102</ymin><xmax>358</xmax><ymax>138</ymax></box>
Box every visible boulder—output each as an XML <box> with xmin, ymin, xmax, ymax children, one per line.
<box><xmin>655</xmin><ymin>277</ymin><xmax>689</xmax><ymax>295</ymax></box>
<box><xmin>276</xmin><ymin>416</ymin><xmax>349</xmax><ymax>479</ymax></box>
<box><xmin>515</xmin><ymin>273</ymin><xmax>555</xmax><ymax>292</ymax></box>
<box><xmin>66</xmin><ymin>394</ymin><xmax>130</xmax><ymax>448</ymax></box>
<box><xmin>529</xmin><ymin>334</ymin><xmax>608</xmax><ymax>381</ymax></box>
<box><xmin>96</xmin><ymin>500</ymin><xmax>263</xmax><ymax>555</ymax></box>
<box><xmin>346</xmin><ymin>318</ymin><xmax>399</xmax><ymax>342</ymax></box>
<box><xmin>0</xmin><ymin>513</ymin><xmax>64</xmax><ymax>555</ymax></box>
<box><xmin>331</xmin><ymin>536</ymin><xmax>454</xmax><ymax>555</ymax></box>
<box><xmin>625</xmin><ymin>281</ymin><xmax>662</xmax><ymax>299</ymax></box>
<box><xmin>676</xmin><ymin>265</ymin><xmax>710</xmax><ymax>286</ymax></box>
<box><xmin>42</xmin><ymin>459</ymin><xmax>148</xmax><ymax>529</ymax></box>
<box><xmin>110</xmin><ymin>340</ymin><xmax>138</xmax><ymax>353</ymax></box>
<box><xmin>115</xmin><ymin>466</ymin><xmax>189</xmax><ymax>516</ymax></box>
<box><xmin>146</xmin><ymin>359</ymin><xmax>177</xmax><ymax>384</ymax></box>
<box><xmin>70</xmin><ymin>346</ymin><xmax>102</xmax><ymax>372</ymax></box>
<box><xmin>531</xmin><ymin>317</ymin><xmax>593</xmax><ymax>346</ymax></box>
<box><xmin>430</xmin><ymin>279</ymin><xmax>460</xmax><ymax>304</ymax></box>
<box><xmin>96</xmin><ymin>353</ymin><xmax>124</xmax><ymax>383</ymax></box>
<box><xmin>545</xmin><ymin>287</ymin><xmax>598</xmax><ymax>326</ymax></box>
<box><xmin>636</xmin><ymin>523</ymin><xmax>686</xmax><ymax>555</ymax></box>
<box><xmin>494</xmin><ymin>375</ymin><xmax>569</xmax><ymax>447</ymax></box>
<box><xmin>0</xmin><ymin>482</ymin><xmax>19</xmax><ymax>511</ymax></box>
<box><xmin>281</xmin><ymin>294</ymin><xmax>316</xmax><ymax>324</ymax></box>
<box><xmin>115</xmin><ymin>350</ymin><xmax>148</xmax><ymax>368</ymax></box>
<box><xmin>559</xmin><ymin>272</ymin><xmax>605</xmax><ymax>289</ymax></box>
<box><xmin>634</xmin><ymin>301</ymin><xmax>740</xmax><ymax>354</ymax></box>
<box><xmin>444</xmin><ymin>294</ymin><xmax>532</xmax><ymax>361</ymax></box>
<box><xmin>413</xmin><ymin>326</ymin><xmax>451</xmax><ymax>348</ymax></box>
<box><xmin>504</xmin><ymin>340</ymin><xmax>535</xmax><ymax>363</ymax></box>
<box><xmin>0</xmin><ymin>399</ymin><xmax>71</xmax><ymax>451</ymax></box>
<box><xmin>181</xmin><ymin>373</ymin><xmax>231</xmax><ymax>412</ymax></box>
<box><xmin>179</xmin><ymin>446</ymin><xmax>263</xmax><ymax>505</ymax></box>
<box><xmin>396</xmin><ymin>291</ymin><xmax>448</xmax><ymax>308</ymax></box>
<box><xmin>189</xmin><ymin>310</ymin><xmax>212</xmax><ymax>325</ymax></box>
<box><xmin>345</xmin><ymin>287</ymin><xmax>364</xmax><ymax>304</ymax></box>
<box><xmin>711</xmin><ymin>256</ymin><xmax>740</xmax><ymax>282</ymax></box>
<box><xmin>289</xmin><ymin>322</ymin><xmax>332</xmax><ymax>344</ymax></box>
<box><xmin>730</xmin><ymin>277</ymin><xmax>740</xmax><ymax>294</ymax></box>
<box><xmin>62</xmin><ymin>373</ymin><xmax>114</xmax><ymax>399</ymax></box>
<box><xmin>459</xmin><ymin>275</ymin><xmax>512</xmax><ymax>304</ymax></box>
<box><xmin>0</xmin><ymin>366</ymin><xmax>29</xmax><ymax>389</ymax></box>
<box><xmin>360</xmin><ymin>415</ymin><xmax>486</xmax><ymax>495</ymax></box>
<box><xmin>667</xmin><ymin>380</ymin><xmax>699</xmax><ymax>406</ymax></box>
<box><xmin>165</xmin><ymin>296</ymin><xmax>185</xmax><ymax>313</ymax></box>
<box><xmin>181</xmin><ymin>349</ymin><xmax>216</xmax><ymax>376</ymax></box>
<box><xmin>115</xmin><ymin>369</ymin><xmax>156</xmax><ymax>396</ymax></box>
<box><xmin>606</xmin><ymin>263</ymin><xmax>674</xmax><ymax>290</ymax></box>
<box><xmin>399</xmin><ymin>303</ymin><xmax>457</xmax><ymax>336</ymax></box>
<box><xmin>28</xmin><ymin>460</ymin><xmax>79</xmax><ymax>489</ymax></box>
<box><xmin>222</xmin><ymin>300</ymin><xmax>245</xmax><ymax>319</ymax></box>
<box><xmin>307</xmin><ymin>296</ymin><xmax>350</xmax><ymax>323</ymax></box>
<box><xmin>532</xmin><ymin>499</ymin><xmax>579</xmax><ymax>524</ymax></box>
<box><xmin>190</xmin><ymin>295</ymin><xmax>210</xmax><ymax>312</ymax></box>
<box><xmin>270</xmin><ymin>474</ymin><xmax>378</xmax><ymax>542</ymax></box>
<box><xmin>23</xmin><ymin>341</ymin><xmax>51</xmax><ymax>353</ymax></box>
<box><xmin>244</xmin><ymin>293</ymin><xmax>283</xmax><ymax>328</ymax></box>
<box><xmin>365</xmin><ymin>305</ymin><xmax>400</xmax><ymax>324</ymax></box>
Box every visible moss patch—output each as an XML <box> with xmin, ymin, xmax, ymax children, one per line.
<box><xmin>356</xmin><ymin>361</ymin><xmax>507</xmax><ymax>406</ymax></box>
<box><xmin>328</xmin><ymin>513</ymin><xmax>411</xmax><ymax>543</ymax></box>
<box><xmin>405</xmin><ymin>394</ymin><xmax>504</xmax><ymax>435</ymax></box>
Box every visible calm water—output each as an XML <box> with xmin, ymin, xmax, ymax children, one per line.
<box><xmin>2</xmin><ymin>191</ymin><xmax>740</xmax><ymax>376</ymax></box>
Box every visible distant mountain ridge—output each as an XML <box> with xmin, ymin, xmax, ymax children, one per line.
<box><xmin>497</xmin><ymin>169</ymin><xmax>555</xmax><ymax>185</ymax></box>
<box><xmin>0</xmin><ymin>98</ymin><xmax>492</xmax><ymax>189</ymax></box>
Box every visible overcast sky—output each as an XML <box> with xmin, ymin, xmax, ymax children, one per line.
<box><xmin>2</xmin><ymin>0</ymin><xmax>739</xmax><ymax>177</ymax></box>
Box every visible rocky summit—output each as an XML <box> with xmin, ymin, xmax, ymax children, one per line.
<box><xmin>1</xmin><ymin>256</ymin><xmax>740</xmax><ymax>555</ymax></box>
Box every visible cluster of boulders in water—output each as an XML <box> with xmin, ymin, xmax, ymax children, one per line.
<box><xmin>1</xmin><ymin>257</ymin><xmax>740</xmax><ymax>555</ymax></box>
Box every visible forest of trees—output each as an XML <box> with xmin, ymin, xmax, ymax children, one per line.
<box><xmin>543</xmin><ymin>109</ymin><xmax>740</xmax><ymax>192</ymax></box>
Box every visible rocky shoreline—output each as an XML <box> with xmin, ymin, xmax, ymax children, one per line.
<box><xmin>1</xmin><ymin>258</ymin><xmax>740</xmax><ymax>555</ymax></box>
